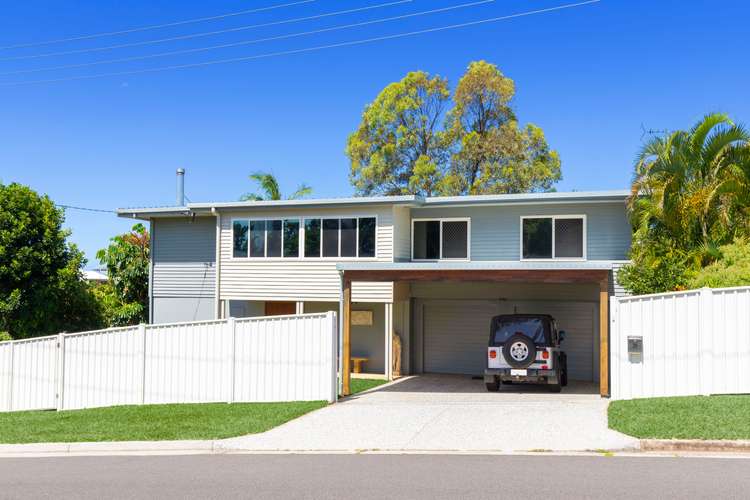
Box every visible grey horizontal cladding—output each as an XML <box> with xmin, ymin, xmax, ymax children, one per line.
<box><xmin>410</xmin><ymin>201</ymin><xmax>631</xmax><ymax>261</ymax></box>
<box><xmin>152</xmin><ymin>217</ymin><xmax>216</xmax><ymax>299</ymax></box>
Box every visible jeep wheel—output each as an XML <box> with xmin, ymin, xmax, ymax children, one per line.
<box><xmin>502</xmin><ymin>333</ymin><xmax>536</xmax><ymax>369</ymax></box>
<box><xmin>486</xmin><ymin>380</ymin><xmax>499</xmax><ymax>392</ymax></box>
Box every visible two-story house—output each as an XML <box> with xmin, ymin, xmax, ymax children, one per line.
<box><xmin>118</xmin><ymin>187</ymin><xmax>631</xmax><ymax>397</ymax></box>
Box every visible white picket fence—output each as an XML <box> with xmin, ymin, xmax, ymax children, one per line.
<box><xmin>0</xmin><ymin>312</ymin><xmax>338</xmax><ymax>412</ymax></box>
<box><xmin>610</xmin><ymin>286</ymin><xmax>750</xmax><ymax>400</ymax></box>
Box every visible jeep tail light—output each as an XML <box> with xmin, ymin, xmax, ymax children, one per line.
<box><xmin>542</xmin><ymin>350</ymin><xmax>550</xmax><ymax>360</ymax></box>
<box><xmin>489</xmin><ymin>350</ymin><xmax>497</xmax><ymax>359</ymax></box>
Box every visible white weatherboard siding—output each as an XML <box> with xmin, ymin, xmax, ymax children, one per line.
<box><xmin>392</xmin><ymin>205</ymin><xmax>412</xmax><ymax>261</ymax></box>
<box><xmin>219</xmin><ymin>206</ymin><xmax>394</xmax><ymax>303</ymax></box>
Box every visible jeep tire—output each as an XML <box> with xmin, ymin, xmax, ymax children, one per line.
<box><xmin>502</xmin><ymin>333</ymin><xmax>536</xmax><ymax>369</ymax></box>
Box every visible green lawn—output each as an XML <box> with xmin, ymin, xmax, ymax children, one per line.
<box><xmin>609</xmin><ymin>395</ymin><xmax>750</xmax><ymax>440</ymax></box>
<box><xmin>351</xmin><ymin>378</ymin><xmax>388</xmax><ymax>394</ymax></box>
<box><xmin>0</xmin><ymin>401</ymin><xmax>327</xmax><ymax>444</ymax></box>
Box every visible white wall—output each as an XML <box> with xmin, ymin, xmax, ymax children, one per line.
<box><xmin>610</xmin><ymin>287</ymin><xmax>750</xmax><ymax>400</ymax></box>
<box><xmin>0</xmin><ymin>313</ymin><xmax>338</xmax><ymax>412</ymax></box>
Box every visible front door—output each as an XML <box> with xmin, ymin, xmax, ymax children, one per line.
<box><xmin>264</xmin><ymin>301</ymin><xmax>296</xmax><ymax>316</ymax></box>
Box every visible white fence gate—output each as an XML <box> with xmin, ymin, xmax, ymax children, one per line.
<box><xmin>0</xmin><ymin>312</ymin><xmax>338</xmax><ymax>412</ymax></box>
<box><xmin>610</xmin><ymin>286</ymin><xmax>750</xmax><ymax>400</ymax></box>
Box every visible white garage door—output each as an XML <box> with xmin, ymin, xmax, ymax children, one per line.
<box><xmin>422</xmin><ymin>299</ymin><xmax>597</xmax><ymax>381</ymax></box>
<box><xmin>423</xmin><ymin>300</ymin><xmax>505</xmax><ymax>375</ymax></box>
<box><xmin>510</xmin><ymin>301</ymin><xmax>597</xmax><ymax>382</ymax></box>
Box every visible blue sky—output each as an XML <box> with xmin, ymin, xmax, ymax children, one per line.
<box><xmin>1</xmin><ymin>0</ymin><xmax>748</xmax><ymax>265</ymax></box>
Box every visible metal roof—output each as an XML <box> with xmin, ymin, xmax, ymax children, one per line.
<box><xmin>336</xmin><ymin>260</ymin><xmax>623</xmax><ymax>272</ymax></box>
<box><xmin>117</xmin><ymin>190</ymin><xmax>629</xmax><ymax>219</ymax></box>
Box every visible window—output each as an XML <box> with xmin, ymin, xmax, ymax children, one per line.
<box><xmin>358</xmin><ymin>217</ymin><xmax>376</xmax><ymax>258</ymax></box>
<box><xmin>521</xmin><ymin>216</ymin><xmax>585</xmax><ymax>260</ymax></box>
<box><xmin>232</xmin><ymin>216</ymin><xmax>375</xmax><ymax>259</ymax></box>
<box><xmin>283</xmin><ymin>219</ymin><xmax>299</xmax><ymax>258</ymax></box>
<box><xmin>249</xmin><ymin>220</ymin><xmax>265</xmax><ymax>258</ymax></box>
<box><xmin>233</xmin><ymin>220</ymin><xmax>248</xmax><ymax>258</ymax></box>
<box><xmin>412</xmin><ymin>219</ymin><xmax>469</xmax><ymax>260</ymax></box>
<box><xmin>267</xmin><ymin>220</ymin><xmax>282</xmax><ymax>257</ymax></box>
<box><xmin>340</xmin><ymin>218</ymin><xmax>357</xmax><ymax>257</ymax></box>
<box><xmin>304</xmin><ymin>218</ymin><xmax>321</xmax><ymax>257</ymax></box>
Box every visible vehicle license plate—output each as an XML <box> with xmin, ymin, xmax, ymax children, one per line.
<box><xmin>510</xmin><ymin>369</ymin><xmax>527</xmax><ymax>376</ymax></box>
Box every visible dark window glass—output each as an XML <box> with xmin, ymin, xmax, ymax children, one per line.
<box><xmin>233</xmin><ymin>220</ymin><xmax>248</xmax><ymax>258</ymax></box>
<box><xmin>441</xmin><ymin>221</ymin><xmax>468</xmax><ymax>259</ymax></box>
<box><xmin>340</xmin><ymin>218</ymin><xmax>357</xmax><ymax>257</ymax></box>
<box><xmin>522</xmin><ymin>218</ymin><xmax>552</xmax><ymax>259</ymax></box>
<box><xmin>413</xmin><ymin>220</ymin><xmax>440</xmax><ymax>259</ymax></box>
<box><xmin>358</xmin><ymin>217</ymin><xmax>376</xmax><ymax>258</ymax></box>
<box><xmin>322</xmin><ymin>219</ymin><xmax>339</xmax><ymax>257</ymax></box>
<box><xmin>283</xmin><ymin>219</ymin><xmax>299</xmax><ymax>258</ymax></box>
<box><xmin>491</xmin><ymin>317</ymin><xmax>550</xmax><ymax>345</ymax></box>
<box><xmin>554</xmin><ymin>218</ymin><xmax>584</xmax><ymax>258</ymax></box>
<box><xmin>304</xmin><ymin>218</ymin><xmax>321</xmax><ymax>257</ymax></box>
<box><xmin>249</xmin><ymin>220</ymin><xmax>265</xmax><ymax>258</ymax></box>
<box><xmin>267</xmin><ymin>220</ymin><xmax>282</xmax><ymax>257</ymax></box>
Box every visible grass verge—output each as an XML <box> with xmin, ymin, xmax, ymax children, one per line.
<box><xmin>0</xmin><ymin>401</ymin><xmax>327</xmax><ymax>444</ymax></box>
<box><xmin>351</xmin><ymin>378</ymin><xmax>388</xmax><ymax>394</ymax></box>
<box><xmin>609</xmin><ymin>395</ymin><xmax>750</xmax><ymax>440</ymax></box>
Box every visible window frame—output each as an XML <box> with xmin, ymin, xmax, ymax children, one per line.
<box><xmin>411</xmin><ymin>217</ymin><xmax>471</xmax><ymax>262</ymax></box>
<box><xmin>519</xmin><ymin>215</ymin><xmax>587</xmax><ymax>261</ymax></box>
<box><xmin>230</xmin><ymin>215</ymin><xmax>378</xmax><ymax>261</ymax></box>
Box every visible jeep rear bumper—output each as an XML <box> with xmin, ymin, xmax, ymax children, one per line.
<box><xmin>484</xmin><ymin>368</ymin><xmax>560</xmax><ymax>385</ymax></box>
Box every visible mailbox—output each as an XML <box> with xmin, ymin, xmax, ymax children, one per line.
<box><xmin>628</xmin><ymin>336</ymin><xmax>643</xmax><ymax>363</ymax></box>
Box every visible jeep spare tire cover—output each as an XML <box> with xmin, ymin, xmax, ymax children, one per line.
<box><xmin>502</xmin><ymin>333</ymin><xmax>536</xmax><ymax>369</ymax></box>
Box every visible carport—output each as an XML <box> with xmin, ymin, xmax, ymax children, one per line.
<box><xmin>338</xmin><ymin>262</ymin><xmax>612</xmax><ymax>397</ymax></box>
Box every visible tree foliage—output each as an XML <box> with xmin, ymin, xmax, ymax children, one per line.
<box><xmin>0</xmin><ymin>183</ymin><xmax>104</xmax><ymax>339</ymax></box>
<box><xmin>240</xmin><ymin>172</ymin><xmax>312</xmax><ymax>201</ymax></box>
<box><xmin>620</xmin><ymin>113</ymin><xmax>750</xmax><ymax>294</ymax></box>
<box><xmin>96</xmin><ymin>223</ymin><xmax>150</xmax><ymax>325</ymax></box>
<box><xmin>688</xmin><ymin>238</ymin><xmax>750</xmax><ymax>289</ymax></box>
<box><xmin>347</xmin><ymin>61</ymin><xmax>561</xmax><ymax>196</ymax></box>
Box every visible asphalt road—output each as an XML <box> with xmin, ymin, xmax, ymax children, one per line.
<box><xmin>1</xmin><ymin>454</ymin><xmax>748</xmax><ymax>499</ymax></box>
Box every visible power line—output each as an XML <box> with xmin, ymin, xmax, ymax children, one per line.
<box><xmin>57</xmin><ymin>204</ymin><xmax>117</xmax><ymax>214</ymax></box>
<box><xmin>1</xmin><ymin>0</ymin><xmax>601</xmax><ymax>87</ymax></box>
<box><xmin>0</xmin><ymin>0</ymin><xmax>315</xmax><ymax>51</ymax></box>
<box><xmin>0</xmin><ymin>0</ymin><xmax>493</xmax><ymax>76</ymax></box>
<box><xmin>0</xmin><ymin>0</ymin><xmax>412</xmax><ymax>62</ymax></box>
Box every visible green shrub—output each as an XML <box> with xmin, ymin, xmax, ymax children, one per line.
<box><xmin>689</xmin><ymin>238</ymin><xmax>750</xmax><ymax>289</ymax></box>
<box><xmin>0</xmin><ymin>331</ymin><xmax>11</xmax><ymax>342</ymax></box>
<box><xmin>617</xmin><ymin>253</ymin><xmax>691</xmax><ymax>295</ymax></box>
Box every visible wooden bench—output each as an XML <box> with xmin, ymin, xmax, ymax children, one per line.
<box><xmin>351</xmin><ymin>357</ymin><xmax>369</xmax><ymax>374</ymax></box>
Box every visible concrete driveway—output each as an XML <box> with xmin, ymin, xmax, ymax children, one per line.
<box><xmin>220</xmin><ymin>375</ymin><xmax>638</xmax><ymax>453</ymax></box>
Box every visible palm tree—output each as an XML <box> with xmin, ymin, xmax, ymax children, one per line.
<box><xmin>240</xmin><ymin>172</ymin><xmax>313</xmax><ymax>201</ymax></box>
<box><xmin>628</xmin><ymin>113</ymin><xmax>750</xmax><ymax>264</ymax></box>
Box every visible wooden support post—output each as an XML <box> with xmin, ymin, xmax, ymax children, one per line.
<box><xmin>342</xmin><ymin>277</ymin><xmax>352</xmax><ymax>396</ymax></box>
<box><xmin>599</xmin><ymin>275</ymin><xmax>610</xmax><ymax>397</ymax></box>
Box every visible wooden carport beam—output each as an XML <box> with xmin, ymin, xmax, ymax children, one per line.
<box><xmin>342</xmin><ymin>277</ymin><xmax>352</xmax><ymax>397</ymax></box>
<box><xmin>599</xmin><ymin>274</ymin><xmax>610</xmax><ymax>397</ymax></box>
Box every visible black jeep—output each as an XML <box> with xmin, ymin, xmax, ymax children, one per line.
<box><xmin>484</xmin><ymin>314</ymin><xmax>568</xmax><ymax>392</ymax></box>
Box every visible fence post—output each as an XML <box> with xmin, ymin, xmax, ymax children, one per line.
<box><xmin>7</xmin><ymin>341</ymin><xmax>14</xmax><ymax>412</ymax></box>
<box><xmin>328</xmin><ymin>311</ymin><xmax>338</xmax><ymax>403</ymax></box>
<box><xmin>699</xmin><ymin>287</ymin><xmax>713</xmax><ymax>396</ymax></box>
<box><xmin>139</xmin><ymin>324</ymin><xmax>147</xmax><ymax>405</ymax></box>
<box><xmin>56</xmin><ymin>333</ymin><xmax>66</xmax><ymax>411</ymax></box>
<box><xmin>228</xmin><ymin>317</ymin><xmax>236</xmax><ymax>404</ymax></box>
<box><xmin>609</xmin><ymin>296</ymin><xmax>618</xmax><ymax>400</ymax></box>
